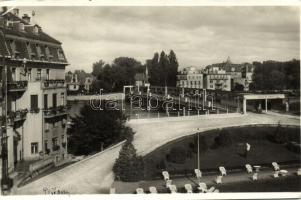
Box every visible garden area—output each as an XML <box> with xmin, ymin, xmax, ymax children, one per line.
<box><xmin>143</xmin><ymin>125</ymin><xmax>300</xmax><ymax>180</ymax></box>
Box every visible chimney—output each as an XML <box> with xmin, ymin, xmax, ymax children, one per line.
<box><xmin>12</xmin><ymin>8</ymin><xmax>19</xmax><ymax>16</ymax></box>
<box><xmin>22</xmin><ymin>14</ymin><xmax>30</xmax><ymax>24</ymax></box>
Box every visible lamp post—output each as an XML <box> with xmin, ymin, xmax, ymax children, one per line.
<box><xmin>197</xmin><ymin>128</ymin><xmax>200</xmax><ymax>171</ymax></box>
<box><xmin>1</xmin><ymin>9</ymin><xmax>13</xmax><ymax>193</ymax></box>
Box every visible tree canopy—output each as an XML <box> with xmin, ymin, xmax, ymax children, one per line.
<box><xmin>251</xmin><ymin>59</ymin><xmax>300</xmax><ymax>90</ymax></box>
<box><xmin>147</xmin><ymin>50</ymin><xmax>179</xmax><ymax>87</ymax></box>
<box><xmin>67</xmin><ymin>103</ymin><xmax>134</xmax><ymax>155</ymax></box>
<box><xmin>91</xmin><ymin>57</ymin><xmax>143</xmax><ymax>92</ymax></box>
<box><xmin>113</xmin><ymin>138</ymin><xmax>144</xmax><ymax>182</ymax></box>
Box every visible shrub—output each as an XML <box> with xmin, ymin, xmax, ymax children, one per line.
<box><xmin>113</xmin><ymin>139</ymin><xmax>144</xmax><ymax>182</ymax></box>
<box><xmin>190</xmin><ymin>135</ymin><xmax>208</xmax><ymax>153</ymax></box>
<box><xmin>214</xmin><ymin>130</ymin><xmax>232</xmax><ymax>147</ymax></box>
<box><xmin>273</xmin><ymin>124</ymin><xmax>288</xmax><ymax>144</ymax></box>
<box><xmin>168</xmin><ymin>146</ymin><xmax>186</xmax><ymax>164</ymax></box>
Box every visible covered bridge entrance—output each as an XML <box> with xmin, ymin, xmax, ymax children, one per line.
<box><xmin>243</xmin><ymin>94</ymin><xmax>286</xmax><ymax>114</ymax></box>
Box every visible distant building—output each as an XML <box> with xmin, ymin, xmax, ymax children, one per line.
<box><xmin>0</xmin><ymin>9</ymin><xmax>68</xmax><ymax>173</ymax></box>
<box><xmin>84</xmin><ymin>76</ymin><xmax>93</xmax><ymax>92</ymax></box>
<box><xmin>65</xmin><ymin>72</ymin><xmax>80</xmax><ymax>93</ymax></box>
<box><xmin>135</xmin><ymin>66</ymin><xmax>149</xmax><ymax>88</ymax></box>
<box><xmin>205</xmin><ymin>57</ymin><xmax>254</xmax><ymax>91</ymax></box>
<box><xmin>177</xmin><ymin>67</ymin><xmax>203</xmax><ymax>89</ymax></box>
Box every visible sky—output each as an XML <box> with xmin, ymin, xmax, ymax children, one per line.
<box><xmin>19</xmin><ymin>6</ymin><xmax>300</xmax><ymax>72</ymax></box>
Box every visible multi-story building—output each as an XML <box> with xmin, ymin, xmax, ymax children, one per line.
<box><xmin>84</xmin><ymin>76</ymin><xmax>93</xmax><ymax>92</ymax></box>
<box><xmin>65</xmin><ymin>71</ymin><xmax>80</xmax><ymax>94</ymax></box>
<box><xmin>177</xmin><ymin>67</ymin><xmax>203</xmax><ymax>89</ymax></box>
<box><xmin>202</xmin><ymin>67</ymin><xmax>231</xmax><ymax>91</ymax></box>
<box><xmin>0</xmin><ymin>9</ymin><xmax>68</xmax><ymax>173</ymax></box>
<box><xmin>205</xmin><ymin>57</ymin><xmax>254</xmax><ymax>91</ymax></box>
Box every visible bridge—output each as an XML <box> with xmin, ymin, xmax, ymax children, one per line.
<box><xmin>15</xmin><ymin>112</ymin><xmax>300</xmax><ymax>194</ymax></box>
<box><xmin>67</xmin><ymin>93</ymin><xmax>125</xmax><ymax>101</ymax></box>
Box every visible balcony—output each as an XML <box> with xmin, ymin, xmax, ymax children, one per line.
<box><xmin>7</xmin><ymin>108</ymin><xmax>28</xmax><ymax>126</ymax></box>
<box><xmin>8</xmin><ymin>81</ymin><xmax>28</xmax><ymax>92</ymax></box>
<box><xmin>52</xmin><ymin>145</ymin><xmax>60</xmax><ymax>152</ymax></box>
<box><xmin>44</xmin><ymin>106</ymin><xmax>67</xmax><ymax>119</ymax></box>
<box><xmin>42</xmin><ymin>79</ymin><xmax>65</xmax><ymax>89</ymax></box>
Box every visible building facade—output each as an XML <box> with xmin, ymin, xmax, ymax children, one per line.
<box><xmin>0</xmin><ymin>9</ymin><xmax>68</xmax><ymax>173</ymax></box>
<box><xmin>205</xmin><ymin>57</ymin><xmax>254</xmax><ymax>91</ymax></box>
<box><xmin>177</xmin><ymin>67</ymin><xmax>203</xmax><ymax>89</ymax></box>
<box><xmin>65</xmin><ymin>71</ymin><xmax>80</xmax><ymax>93</ymax></box>
<box><xmin>202</xmin><ymin>65</ymin><xmax>231</xmax><ymax>91</ymax></box>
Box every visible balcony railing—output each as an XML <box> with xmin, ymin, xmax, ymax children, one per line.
<box><xmin>7</xmin><ymin>108</ymin><xmax>28</xmax><ymax>125</ymax></box>
<box><xmin>42</xmin><ymin>79</ymin><xmax>65</xmax><ymax>89</ymax></box>
<box><xmin>44</xmin><ymin>106</ymin><xmax>67</xmax><ymax>118</ymax></box>
<box><xmin>8</xmin><ymin>81</ymin><xmax>28</xmax><ymax>92</ymax></box>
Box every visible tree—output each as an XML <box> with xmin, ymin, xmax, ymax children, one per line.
<box><xmin>113</xmin><ymin>138</ymin><xmax>144</xmax><ymax>182</ymax></box>
<box><xmin>159</xmin><ymin>51</ymin><xmax>170</xmax><ymax>86</ymax></box>
<box><xmin>168</xmin><ymin>50</ymin><xmax>179</xmax><ymax>87</ymax></box>
<box><xmin>251</xmin><ymin>60</ymin><xmax>300</xmax><ymax>90</ymax></box>
<box><xmin>147</xmin><ymin>52</ymin><xmax>160</xmax><ymax>86</ymax></box>
<box><xmin>147</xmin><ymin>50</ymin><xmax>179</xmax><ymax>87</ymax></box>
<box><xmin>67</xmin><ymin>103</ymin><xmax>134</xmax><ymax>155</ymax></box>
<box><xmin>92</xmin><ymin>60</ymin><xmax>105</xmax><ymax>77</ymax></box>
<box><xmin>92</xmin><ymin>57</ymin><xmax>143</xmax><ymax>92</ymax></box>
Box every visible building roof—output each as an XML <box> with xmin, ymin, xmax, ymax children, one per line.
<box><xmin>0</xmin><ymin>12</ymin><xmax>68</xmax><ymax>64</ymax></box>
<box><xmin>2</xmin><ymin>12</ymin><xmax>61</xmax><ymax>44</ymax></box>
<box><xmin>206</xmin><ymin>59</ymin><xmax>254</xmax><ymax>73</ymax></box>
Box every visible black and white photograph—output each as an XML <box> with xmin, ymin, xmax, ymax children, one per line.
<box><xmin>0</xmin><ymin>1</ymin><xmax>300</xmax><ymax>198</ymax></box>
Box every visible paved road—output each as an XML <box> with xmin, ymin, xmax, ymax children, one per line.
<box><xmin>15</xmin><ymin>113</ymin><xmax>300</xmax><ymax>194</ymax></box>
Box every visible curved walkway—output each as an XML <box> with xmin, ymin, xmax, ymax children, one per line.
<box><xmin>15</xmin><ymin>113</ymin><xmax>300</xmax><ymax>194</ymax></box>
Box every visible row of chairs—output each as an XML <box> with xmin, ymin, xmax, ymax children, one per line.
<box><xmin>135</xmin><ymin>162</ymin><xmax>301</xmax><ymax>194</ymax></box>
<box><xmin>136</xmin><ymin>182</ymin><xmax>219</xmax><ymax>194</ymax></box>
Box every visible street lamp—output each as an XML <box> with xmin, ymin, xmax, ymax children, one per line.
<box><xmin>197</xmin><ymin>128</ymin><xmax>200</xmax><ymax>171</ymax></box>
<box><xmin>1</xmin><ymin>11</ymin><xmax>13</xmax><ymax>193</ymax></box>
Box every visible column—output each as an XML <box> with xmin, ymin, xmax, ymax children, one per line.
<box><xmin>243</xmin><ymin>97</ymin><xmax>247</xmax><ymax>114</ymax></box>
<box><xmin>265</xmin><ymin>99</ymin><xmax>267</xmax><ymax>113</ymax></box>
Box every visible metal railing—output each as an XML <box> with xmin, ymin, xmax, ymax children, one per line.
<box><xmin>42</xmin><ymin>79</ymin><xmax>65</xmax><ymax>89</ymax></box>
<box><xmin>7</xmin><ymin>80</ymin><xmax>28</xmax><ymax>92</ymax></box>
<box><xmin>43</xmin><ymin>106</ymin><xmax>67</xmax><ymax>118</ymax></box>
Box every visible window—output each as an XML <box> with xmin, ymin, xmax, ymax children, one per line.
<box><xmin>31</xmin><ymin>142</ymin><xmax>38</xmax><ymax>154</ymax></box>
<box><xmin>36</xmin><ymin>44</ymin><xmax>41</xmax><ymax>58</ymax></box>
<box><xmin>44</xmin><ymin>94</ymin><xmax>48</xmax><ymax>109</ymax></box>
<box><xmin>30</xmin><ymin>95</ymin><xmax>38</xmax><ymax>110</ymax></box>
<box><xmin>11</xmin><ymin>68</ymin><xmax>16</xmax><ymax>81</ymax></box>
<box><xmin>46</xmin><ymin>69</ymin><xmax>50</xmax><ymax>80</ymax></box>
<box><xmin>57</xmin><ymin>49</ymin><xmax>65</xmax><ymax>60</ymax></box>
<box><xmin>73</xmin><ymin>85</ymin><xmax>76</xmax><ymax>89</ymax></box>
<box><xmin>44</xmin><ymin>140</ymin><xmax>48</xmax><ymax>151</ymax></box>
<box><xmin>60</xmin><ymin>92</ymin><xmax>65</xmax><ymax>105</ymax></box>
<box><xmin>10</xmin><ymin>40</ymin><xmax>16</xmax><ymax>55</ymax></box>
<box><xmin>52</xmin><ymin>93</ymin><xmax>57</xmax><ymax>108</ymax></box>
<box><xmin>52</xmin><ymin>137</ymin><xmax>58</xmax><ymax>149</ymax></box>
<box><xmin>37</xmin><ymin>69</ymin><xmax>41</xmax><ymax>80</ymax></box>
<box><xmin>27</xmin><ymin>68</ymin><xmax>32</xmax><ymax>81</ymax></box>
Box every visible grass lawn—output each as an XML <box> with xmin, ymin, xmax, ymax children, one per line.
<box><xmin>144</xmin><ymin>126</ymin><xmax>300</xmax><ymax>179</ymax></box>
<box><xmin>219</xmin><ymin>176</ymin><xmax>301</xmax><ymax>192</ymax></box>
